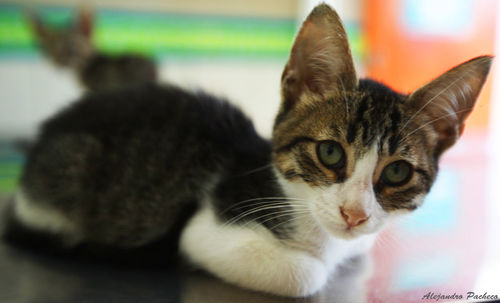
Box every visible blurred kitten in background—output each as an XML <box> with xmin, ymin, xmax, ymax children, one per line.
<box><xmin>27</xmin><ymin>8</ymin><xmax>158</xmax><ymax>91</ymax></box>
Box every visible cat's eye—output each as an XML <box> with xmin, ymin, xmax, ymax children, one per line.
<box><xmin>381</xmin><ymin>160</ymin><xmax>413</xmax><ymax>187</ymax></box>
<box><xmin>317</xmin><ymin>141</ymin><xmax>345</xmax><ymax>168</ymax></box>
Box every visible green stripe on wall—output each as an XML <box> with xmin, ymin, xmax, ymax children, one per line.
<box><xmin>0</xmin><ymin>3</ymin><xmax>364</xmax><ymax>60</ymax></box>
<box><xmin>0</xmin><ymin>143</ymin><xmax>23</xmax><ymax>194</ymax></box>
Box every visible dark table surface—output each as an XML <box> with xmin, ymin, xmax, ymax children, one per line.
<box><xmin>0</xmin><ymin>225</ymin><xmax>370</xmax><ymax>303</ymax></box>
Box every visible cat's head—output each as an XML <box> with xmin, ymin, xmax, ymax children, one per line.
<box><xmin>27</xmin><ymin>8</ymin><xmax>94</xmax><ymax>67</ymax></box>
<box><xmin>272</xmin><ymin>4</ymin><xmax>492</xmax><ymax>240</ymax></box>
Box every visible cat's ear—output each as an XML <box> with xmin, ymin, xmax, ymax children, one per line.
<box><xmin>281</xmin><ymin>4</ymin><xmax>357</xmax><ymax>111</ymax></box>
<box><xmin>408</xmin><ymin>56</ymin><xmax>492</xmax><ymax>155</ymax></box>
<box><xmin>76</xmin><ymin>7</ymin><xmax>93</xmax><ymax>38</ymax></box>
<box><xmin>26</xmin><ymin>9</ymin><xmax>47</xmax><ymax>39</ymax></box>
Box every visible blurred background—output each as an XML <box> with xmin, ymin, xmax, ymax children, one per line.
<box><xmin>0</xmin><ymin>0</ymin><xmax>499</xmax><ymax>302</ymax></box>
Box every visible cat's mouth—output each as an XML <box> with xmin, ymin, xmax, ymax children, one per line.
<box><xmin>310</xmin><ymin>206</ymin><xmax>372</xmax><ymax>240</ymax></box>
<box><xmin>328</xmin><ymin>225</ymin><xmax>364</xmax><ymax>240</ymax></box>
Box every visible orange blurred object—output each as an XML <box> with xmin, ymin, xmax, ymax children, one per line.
<box><xmin>364</xmin><ymin>0</ymin><xmax>497</xmax><ymax>130</ymax></box>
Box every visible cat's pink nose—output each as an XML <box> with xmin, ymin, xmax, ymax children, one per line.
<box><xmin>340</xmin><ymin>207</ymin><xmax>369</xmax><ymax>228</ymax></box>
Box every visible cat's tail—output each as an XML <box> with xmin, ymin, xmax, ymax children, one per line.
<box><xmin>1</xmin><ymin>192</ymin><xmax>185</xmax><ymax>267</ymax></box>
<box><xmin>1</xmin><ymin>193</ymin><xmax>71</xmax><ymax>255</ymax></box>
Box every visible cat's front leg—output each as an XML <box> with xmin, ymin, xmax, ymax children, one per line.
<box><xmin>179</xmin><ymin>205</ymin><xmax>328</xmax><ymax>297</ymax></box>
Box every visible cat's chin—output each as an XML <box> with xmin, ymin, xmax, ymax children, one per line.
<box><xmin>324</xmin><ymin>226</ymin><xmax>365</xmax><ymax>240</ymax></box>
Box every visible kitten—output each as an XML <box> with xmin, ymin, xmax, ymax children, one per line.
<box><xmin>5</xmin><ymin>4</ymin><xmax>491</xmax><ymax>297</ymax></box>
<box><xmin>28</xmin><ymin>8</ymin><xmax>157</xmax><ymax>91</ymax></box>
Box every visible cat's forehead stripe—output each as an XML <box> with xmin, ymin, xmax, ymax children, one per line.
<box><xmin>344</xmin><ymin>95</ymin><xmax>401</xmax><ymax>153</ymax></box>
<box><xmin>387</xmin><ymin>135</ymin><xmax>401</xmax><ymax>155</ymax></box>
<box><xmin>345</xmin><ymin>95</ymin><xmax>369</xmax><ymax>144</ymax></box>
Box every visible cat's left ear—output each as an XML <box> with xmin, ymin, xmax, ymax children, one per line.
<box><xmin>281</xmin><ymin>4</ymin><xmax>357</xmax><ymax>112</ymax></box>
<box><xmin>26</xmin><ymin>9</ymin><xmax>47</xmax><ymax>39</ymax></box>
<box><xmin>408</xmin><ymin>56</ymin><xmax>492</xmax><ymax>155</ymax></box>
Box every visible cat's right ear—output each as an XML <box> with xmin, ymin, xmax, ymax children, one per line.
<box><xmin>76</xmin><ymin>7</ymin><xmax>93</xmax><ymax>38</ymax></box>
<box><xmin>281</xmin><ymin>4</ymin><xmax>357</xmax><ymax>112</ymax></box>
<box><xmin>408</xmin><ymin>56</ymin><xmax>492</xmax><ymax>155</ymax></box>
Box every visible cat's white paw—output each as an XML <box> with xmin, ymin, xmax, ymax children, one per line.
<box><xmin>209</xmin><ymin>242</ymin><xmax>329</xmax><ymax>297</ymax></box>
<box><xmin>180</xmin><ymin>205</ymin><xmax>329</xmax><ymax>297</ymax></box>
<box><xmin>270</xmin><ymin>253</ymin><xmax>328</xmax><ymax>297</ymax></box>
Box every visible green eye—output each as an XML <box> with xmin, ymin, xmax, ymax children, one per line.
<box><xmin>317</xmin><ymin>141</ymin><xmax>345</xmax><ymax>168</ymax></box>
<box><xmin>381</xmin><ymin>160</ymin><xmax>413</xmax><ymax>186</ymax></box>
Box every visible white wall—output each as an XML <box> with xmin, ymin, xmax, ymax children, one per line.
<box><xmin>0</xmin><ymin>60</ymin><xmax>81</xmax><ymax>139</ymax></box>
<box><xmin>160</xmin><ymin>60</ymin><xmax>284</xmax><ymax>138</ymax></box>
<box><xmin>0</xmin><ymin>59</ymin><xmax>285</xmax><ymax>140</ymax></box>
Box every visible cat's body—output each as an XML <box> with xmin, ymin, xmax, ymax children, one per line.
<box><xmin>5</xmin><ymin>82</ymin><xmax>375</xmax><ymax>295</ymax></box>
<box><xmin>6</xmin><ymin>4</ymin><xmax>492</xmax><ymax>297</ymax></box>
<box><xmin>10</xmin><ymin>84</ymin><xmax>275</xmax><ymax>248</ymax></box>
<box><xmin>28</xmin><ymin>8</ymin><xmax>157</xmax><ymax>91</ymax></box>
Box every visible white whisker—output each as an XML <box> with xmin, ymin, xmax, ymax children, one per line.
<box><xmin>401</xmin><ymin>106</ymin><xmax>474</xmax><ymax>141</ymax></box>
<box><xmin>218</xmin><ymin>197</ymin><xmax>304</xmax><ymax>215</ymax></box>
<box><xmin>222</xmin><ymin>203</ymin><xmax>307</xmax><ymax>227</ymax></box>
<box><xmin>237</xmin><ymin>163</ymin><xmax>274</xmax><ymax>176</ymax></box>
<box><xmin>400</xmin><ymin>72</ymin><xmax>469</xmax><ymax>132</ymax></box>
<box><xmin>239</xmin><ymin>209</ymin><xmax>311</xmax><ymax>230</ymax></box>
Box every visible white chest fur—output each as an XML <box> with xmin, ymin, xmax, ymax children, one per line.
<box><xmin>284</xmin><ymin>213</ymin><xmax>376</xmax><ymax>272</ymax></box>
<box><xmin>179</xmin><ymin>203</ymin><xmax>375</xmax><ymax>297</ymax></box>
